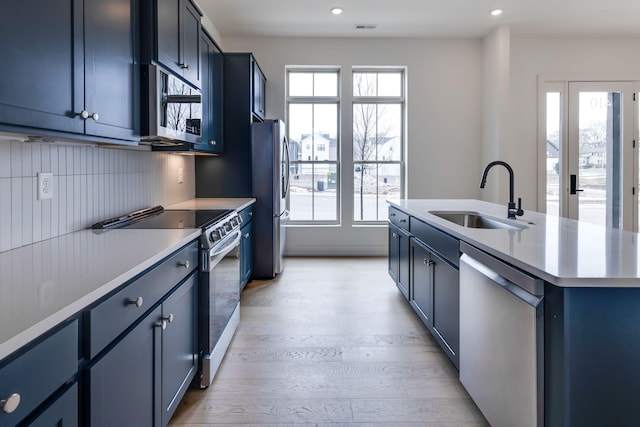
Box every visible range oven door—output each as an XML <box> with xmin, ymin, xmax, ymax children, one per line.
<box><xmin>199</xmin><ymin>229</ymin><xmax>241</xmax><ymax>387</ymax></box>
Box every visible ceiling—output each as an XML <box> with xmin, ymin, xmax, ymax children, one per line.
<box><xmin>198</xmin><ymin>0</ymin><xmax>640</xmax><ymax>39</ymax></box>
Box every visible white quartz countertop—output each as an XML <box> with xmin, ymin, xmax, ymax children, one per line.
<box><xmin>0</xmin><ymin>228</ymin><xmax>201</xmax><ymax>361</ymax></box>
<box><xmin>391</xmin><ymin>199</ymin><xmax>640</xmax><ymax>288</ymax></box>
<box><xmin>166</xmin><ymin>198</ymin><xmax>255</xmax><ymax>211</ymax></box>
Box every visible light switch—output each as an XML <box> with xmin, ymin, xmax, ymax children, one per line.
<box><xmin>178</xmin><ymin>168</ymin><xmax>184</xmax><ymax>184</ymax></box>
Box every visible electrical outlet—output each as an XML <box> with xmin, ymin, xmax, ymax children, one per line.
<box><xmin>178</xmin><ymin>168</ymin><xmax>184</xmax><ymax>184</ymax></box>
<box><xmin>37</xmin><ymin>172</ymin><xmax>53</xmax><ymax>200</ymax></box>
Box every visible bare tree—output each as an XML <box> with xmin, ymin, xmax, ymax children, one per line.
<box><xmin>579</xmin><ymin>121</ymin><xmax>606</xmax><ymax>149</ymax></box>
<box><xmin>353</xmin><ymin>74</ymin><xmax>390</xmax><ymax>220</ymax></box>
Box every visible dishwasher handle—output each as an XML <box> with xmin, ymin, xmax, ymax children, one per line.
<box><xmin>460</xmin><ymin>242</ymin><xmax>544</xmax><ymax>307</ymax></box>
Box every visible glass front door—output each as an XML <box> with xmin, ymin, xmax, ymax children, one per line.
<box><xmin>567</xmin><ymin>82</ymin><xmax>636</xmax><ymax>230</ymax></box>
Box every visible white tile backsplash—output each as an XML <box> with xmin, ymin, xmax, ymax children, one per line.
<box><xmin>0</xmin><ymin>140</ymin><xmax>196</xmax><ymax>252</ymax></box>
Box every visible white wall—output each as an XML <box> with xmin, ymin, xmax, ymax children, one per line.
<box><xmin>508</xmin><ymin>37</ymin><xmax>640</xmax><ymax>211</ymax></box>
<box><xmin>0</xmin><ymin>139</ymin><xmax>195</xmax><ymax>253</ymax></box>
<box><xmin>222</xmin><ymin>36</ymin><xmax>483</xmax><ymax>255</ymax></box>
<box><xmin>481</xmin><ymin>26</ymin><xmax>511</xmax><ymax>204</ymax></box>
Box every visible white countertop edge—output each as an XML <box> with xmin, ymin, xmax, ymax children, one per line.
<box><xmin>388</xmin><ymin>199</ymin><xmax>640</xmax><ymax>288</ymax></box>
<box><xmin>0</xmin><ymin>229</ymin><xmax>201</xmax><ymax>361</ymax></box>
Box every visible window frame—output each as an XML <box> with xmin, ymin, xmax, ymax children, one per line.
<box><xmin>285</xmin><ymin>67</ymin><xmax>341</xmax><ymax>225</ymax></box>
<box><xmin>352</xmin><ymin>68</ymin><xmax>406</xmax><ymax>224</ymax></box>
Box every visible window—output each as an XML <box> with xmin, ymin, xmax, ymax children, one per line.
<box><xmin>286</xmin><ymin>69</ymin><xmax>340</xmax><ymax>223</ymax></box>
<box><xmin>353</xmin><ymin>70</ymin><xmax>405</xmax><ymax>221</ymax></box>
<box><xmin>286</xmin><ymin>67</ymin><xmax>406</xmax><ymax>225</ymax></box>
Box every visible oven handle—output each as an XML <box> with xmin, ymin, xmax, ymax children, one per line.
<box><xmin>209</xmin><ymin>229</ymin><xmax>242</xmax><ymax>258</ymax></box>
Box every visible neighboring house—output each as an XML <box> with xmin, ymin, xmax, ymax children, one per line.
<box><xmin>288</xmin><ymin>138</ymin><xmax>301</xmax><ymax>175</ymax></box>
<box><xmin>580</xmin><ymin>146</ymin><xmax>606</xmax><ymax>167</ymax></box>
<box><xmin>299</xmin><ymin>133</ymin><xmax>337</xmax><ymax>161</ymax></box>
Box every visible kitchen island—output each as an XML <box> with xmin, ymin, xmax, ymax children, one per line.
<box><xmin>389</xmin><ymin>199</ymin><xmax>640</xmax><ymax>427</ymax></box>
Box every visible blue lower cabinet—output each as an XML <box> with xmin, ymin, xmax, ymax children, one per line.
<box><xmin>88</xmin><ymin>305</ymin><xmax>162</xmax><ymax>426</ymax></box>
<box><xmin>86</xmin><ymin>272</ymin><xmax>198</xmax><ymax>427</ymax></box>
<box><xmin>161</xmin><ymin>274</ymin><xmax>198</xmax><ymax>426</ymax></box>
<box><xmin>240</xmin><ymin>220</ymin><xmax>253</xmax><ymax>291</ymax></box>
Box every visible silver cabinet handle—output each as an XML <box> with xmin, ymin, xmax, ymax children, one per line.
<box><xmin>1</xmin><ymin>393</ymin><xmax>20</xmax><ymax>414</ymax></box>
<box><xmin>428</xmin><ymin>260</ymin><xmax>435</xmax><ymax>266</ymax></box>
<box><xmin>243</xmin><ymin>233</ymin><xmax>250</xmax><ymax>239</ymax></box>
<box><xmin>156</xmin><ymin>320</ymin><xmax>167</xmax><ymax>330</ymax></box>
<box><xmin>423</xmin><ymin>258</ymin><xmax>428</xmax><ymax>264</ymax></box>
<box><xmin>90</xmin><ymin>112</ymin><xmax>99</xmax><ymax>121</ymax></box>
<box><xmin>163</xmin><ymin>314</ymin><xmax>174</xmax><ymax>323</ymax></box>
<box><xmin>178</xmin><ymin>62</ymin><xmax>189</xmax><ymax>69</ymax></box>
<box><xmin>399</xmin><ymin>219</ymin><xmax>407</xmax><ymax>223</ymax></box>
<box><xmin>178</xmin><ymin>261</ymin><xmax>190</xmax><ymax>269</ymax></box>
<box><xmin>78</xmin><ymin>110</ymin><xmax>89</xmax><ymax>119</ymax></box>
<box><xmin>209</xmin><ymin>140</ymin><xmax>217</xmax><ymax>145</ymax></box>
<box><xmin>392</xmin><ymin>232</ymin><xmax>398</xmax><ymax>238</ymax></box>
<box><xmin>128</xmin><ymin>297</ymin><xmax>143</xmax><ymax>308</ymax></box>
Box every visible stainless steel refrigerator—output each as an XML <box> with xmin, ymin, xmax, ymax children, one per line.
<box><xmin>251</xmin><ymin>119</ymin><xmax>290</xmax><ymax>278</ymax></box>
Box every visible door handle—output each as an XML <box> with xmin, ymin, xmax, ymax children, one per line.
<box><xmin>570</xmin><ymin>174</ymin><xmax>584</xmax><ymax>195</ymax></box>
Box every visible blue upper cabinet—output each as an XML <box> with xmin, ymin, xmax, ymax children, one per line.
<box><xmin>197</xmin><ymin>30</ymin><xmax>224</xmax><ymax>154</ymax></box>
<box><xmin>145</xmin><ymin>0</ymin><xmax>202</xmax><ymax>88</ymax></box>
<box><xmin>0</xmin><ymin>0</ymin><xmax>139</xmax><ymax>144</ymax></box>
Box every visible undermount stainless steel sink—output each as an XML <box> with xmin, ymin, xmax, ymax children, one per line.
<box><xmin>429</xmin><ymin>211</ymin><xmax>529</xmax><ymax>230</ymax></box>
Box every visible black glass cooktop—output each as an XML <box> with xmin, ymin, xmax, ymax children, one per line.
<box><xmin>92</xmin><ymin>206</ymin><xmax>232</xmax><ymax>230</ymax></box>
<box><xmin>122</xmin><ymin>209</ymin><xmax>231</xmax><ymax>230</ymax></box>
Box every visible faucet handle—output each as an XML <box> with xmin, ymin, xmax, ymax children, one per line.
<box><xmin>516</xmin><ymin>197</ymin><xmax>524</xmax><ymax>217</ymax></box>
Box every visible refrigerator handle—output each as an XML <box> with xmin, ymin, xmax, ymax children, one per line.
<box><xmin>283</xmin><ymin>135</ymin><xmax>291</xmax><ymax>199</ymax></box>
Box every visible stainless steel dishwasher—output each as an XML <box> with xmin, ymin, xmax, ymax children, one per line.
<box><xmin>459</xmin><ymin>242</ymin><xmax>544</xmax><ymax>427</ymax></box>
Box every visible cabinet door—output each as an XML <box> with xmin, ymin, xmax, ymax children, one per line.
<box><xmin>157</xmin><ymin>0</ymin><xmax>181</xmax><ymax>76</ymax></box>
<box><xmin>388</xmin><ymin>224</ymin><xmax>400</xmax><ymax>283</ymax></box>
<box><xmin>84</xmin><ymin>0</ymin><xmax>138</xmax><ymax>141</ymax></box>
<box><xmin>398</xmin><ymin>227</ymin><xmax>410</xmax><ymax>300</ymax></box>
<box><xmin>252</xmin><ymin>60</ymin><xmax>266</xmax><ymax>120</ymax></box>
<box><xmin>209</xmin><ymin>39</ymin><xmax>224</xmax><ymax>151</ymax></box>
<box><xmin>88</xmin><ymin>306</ymin><xmax>161</xmax><ymax>427</ymax></box>
<box><xmin>180</xmin><ymin>0</ymin><xmax>201</xmax><ymax>87</ymax></box>
<box><xmin>0</xmin><ymin>0</ymin><xmax>84</xmax><ymax>135</ymax></box>
<box><xmin>240</xmin><ymin>221</ymin><xmax>253</xmax><ymax>290</ymax></box>
<box><xmin>28</xmin><ymin>383</ymin><xmax>78</xmax><ymax>427</ymax></box>
<box><xmin>410</xmin><ymin>239</ymin><xmax>433</xmax><ymax>329</ymax></box>
<box><xmin>432</xmin><ymin>252</ymin><xmax>460</xmax><ymax>367</ymax></box>
<box><xmin>161</xmin><ymin>274</ymin><xmax>198</xmax><ymax>426</ymax></box>
<box><xmin>198</xmin><ymin>32</ymin><xmax>223</xmax><ymax>154</ymax></box>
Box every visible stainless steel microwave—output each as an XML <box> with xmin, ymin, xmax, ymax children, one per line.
<box><xmin>141</xmin><ymin>65</ymin><xmax>202</xmax><ymax>146</ymax></box>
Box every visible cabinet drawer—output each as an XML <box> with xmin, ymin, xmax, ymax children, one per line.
<box><xmin>0</xmin><ymin>320</ymin><xmax>78</xmax><ymax>426</ymax></box>
<box><xmin>87</xmin><ymin>241</ymin><xmax>198</xmax><ymax>359</ymax></box>
<box><xmin>389</xmin><ymin>206</ymin><xmax>409</xmax><ymax>230</ymax></box>
<box><xmin>239</xmin><ymin>205</ymin><xmax>254</xmax><ymax>224</ymax></box>
<box><xmin>410</xmin><ymin>218</ymin><xmax>459</xmax><ymax>267</ymax></box>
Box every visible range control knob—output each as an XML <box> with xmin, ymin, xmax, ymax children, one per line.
<box><xmin>224</xmin><ymin>222</ymin><xmax>233</xmax><ymax>232</ymax></box>
<box><xmin>209</xmin><ymin>229</ymin><xmax>220</xmax><ymax>243</ymax></box>
<box><xmin>237</xmin><ymin>215</ymin><xmax>243</xmax><ymax>224</ymax></box>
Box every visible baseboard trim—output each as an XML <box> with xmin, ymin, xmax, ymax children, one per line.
<box><xmin>284</xmin><ymin>244</ymin><xmax>387</xmax><ymax>257</ymax></box>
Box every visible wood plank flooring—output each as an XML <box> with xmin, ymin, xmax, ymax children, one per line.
<box><xmin>169</xmin><ymin>257</ymin><xmax>488</xmax><ymax>426</ymax></box>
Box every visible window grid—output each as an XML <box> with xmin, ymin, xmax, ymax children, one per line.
<box><xmin>353</xmin><ymin>69</ymin><xmax>406</xmax><ymax>222</ymax></box>
<box><xmin>286</xmin><ymin>69</ymin><xmax>341</xmax><ymax>224</ymax></box>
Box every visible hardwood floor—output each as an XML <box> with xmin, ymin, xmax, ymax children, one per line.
<box><xmin>169</xmin><ymin>257</ymin><xmax>488</xmax><ymax>426</ymax></box>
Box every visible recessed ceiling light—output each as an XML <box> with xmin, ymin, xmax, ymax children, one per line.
<box><xmin>490</xmin><ymin>9</ymin><xmax>503</xmax><ymax>16</ymax></box>
<box><xmin>331</xmin><ymin>7</ymin><xmax>343</xmax><ymax>15</ymax></box>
